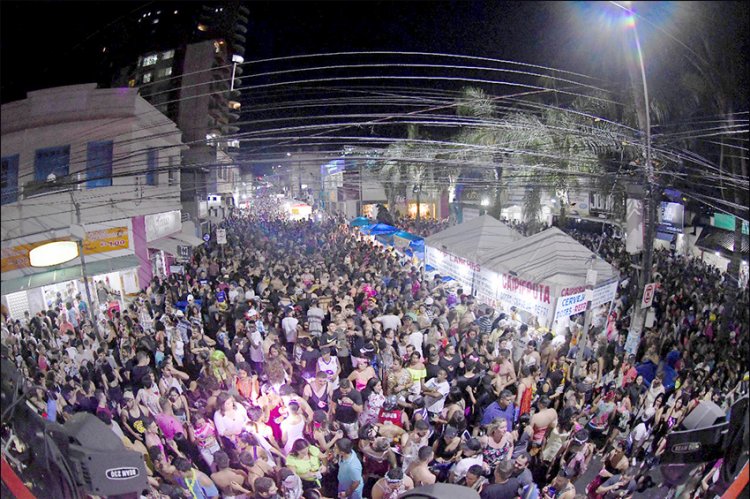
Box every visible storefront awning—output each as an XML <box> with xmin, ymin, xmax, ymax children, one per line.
<box><xmin>148</xmin><ymin>237</ymin><xmax>181</xmax><ymax>256</ymax></box>
<box><xmin>1</xmin><ymin>255</ymin><xmax>140</xmax><ymax>295</ymax></box>
<box><xmin>170</xmin><ymin>232</ymin><xmax>204</xmax><ymax>246</ymax></box>
<box><xmin>695</xmin><ymin>226</ymin><xmax>749</xmax><ymax>257</ymax></box>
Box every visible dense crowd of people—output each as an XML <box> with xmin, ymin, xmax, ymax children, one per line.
<box><xmin>1</xmin><ymin>207</ymin><xmax>748</xmax><ymax>499</ymax></box>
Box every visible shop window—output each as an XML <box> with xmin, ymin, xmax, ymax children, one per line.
<box><xmin>86</xmin><ymin>141</ymin><xmax>113</xmax><ymax>188</ymax></box>
<box><xmin>1</xmin><ymin>154</ymin><xmax>19</xmax><ymax>204</ymax></box>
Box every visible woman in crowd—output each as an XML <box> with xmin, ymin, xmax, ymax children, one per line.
<box><xmin>2</xmin><ymin>211</ymin><xmax>747</xmax><ymax>499</ymax></box>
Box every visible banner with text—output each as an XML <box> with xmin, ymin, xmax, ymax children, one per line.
<box><xmin>554</xmin><ymin>286</ymin><xmax>588</xmax><ymax>321</ymax></box>
<box><xmin>591</xmin><ymin>279</ymin><xmax>619</xmax><ymax>308</ymax></box>
<box><xmin>495</xmin><ymin>273</ymin><xmax>554</xmax><ymax>325</ymax></box>
<box><xmin>425</xmin><ymin>245</ymin><xmax>477</xmax><ymax>292</ymax></box>
<box><xmin>1</xmin><ymin>226</ymin><xmax>131</xmax><ymax>273</ymax></box>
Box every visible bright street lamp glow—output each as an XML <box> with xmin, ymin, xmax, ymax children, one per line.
<box><xmin>29</xmin><ymin>241</ymin><xmax>79</xmax><ymax>267</ymax></box>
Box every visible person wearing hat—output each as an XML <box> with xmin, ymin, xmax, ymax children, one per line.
<box><xmin>450</xmin><ymin>437</ymin><xmax>485</xmax><ymax>483</ymax></box>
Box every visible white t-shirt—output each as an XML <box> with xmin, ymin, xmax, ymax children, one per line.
<box><xmin>214</xmin><ymin>403</ymin><xmax>250</xmax><ymax>437</ymax></box>
<box><xmin>249</xmin><ymin>330</ymin><xmax>264</xmax><ymax>362</ymax></box>
<box><xmin>452</xmin><ymin>454</ymin><xmax>484</xmax><ymax>481</ymax></box>
<box><xmin>408</xmin><ymin>330</ymin><xmax>424</xmax><ymax>352</ymax></box>
<box><xmin>424</xmin><ymin>378</ymin><xmax>450</xmax><ymax>414</ymax></box>
<box><xmin>376</xmin><ymin>314</ymin><xmax>402</xmax><ymax>332</ymax></box>
<box><xmin>282</xmin><ymin>317</ymin><xmax>300</xmax><ymax>343</ymax></box>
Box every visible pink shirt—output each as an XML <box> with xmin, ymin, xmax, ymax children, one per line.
<box><xmin>155</xmin><ymin>413</ymin><xmax>185</xmax><ymax>440</ymax></box>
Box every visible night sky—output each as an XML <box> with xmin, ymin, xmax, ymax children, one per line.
<box><xmin>2</xmin><ymin>2</ymin><xmax>748</xmax><ymax>103</ymax></box>
<box><xmin>1</xmin><ymin>1</ymin><xmax>583</xmax><ymax>104</ymax></box>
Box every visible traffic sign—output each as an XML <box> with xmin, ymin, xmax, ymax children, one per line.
<box><xmin>202</xmin><ymin>233</ymin><xmax>210</xmax><ymax>242</ymax></box>
<box><xmin>641</xmin><ymin>282</ymin><xmax>656</xmax><ymax>308</ymax></box>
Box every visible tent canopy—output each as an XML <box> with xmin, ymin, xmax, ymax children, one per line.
<box><xmin>393</xmin><ymin>230</ymin><xmax>421</xmax><ymax>241</ymax></box>
<box><xmin>361</xmin><ymin>223</ymin><xmax>398</xmax><ymax>236</ymax></box>
<box><xmin>424</xmin><ymin>215</ymin><xmax>524</xmax><ymax>262</ymax></box>
<box><xmin>480</xmin><ymin>227</ymin><xmax>617</xmax><ymax>289</ymax></box>
<box><xmin>349</xmin><ymin>216</ymin><xmax>372</xmax><ymax>227</ymax></box>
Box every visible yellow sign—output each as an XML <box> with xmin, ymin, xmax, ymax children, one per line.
<box><xmin>83</xmin><ymin>227</ymin><xmax>129</xmax><ymax>255</ymax></box>
<box><xmin>1</xmin><ymin>226</ymin><xmax>129</xmax><ymax>272</ymax></box>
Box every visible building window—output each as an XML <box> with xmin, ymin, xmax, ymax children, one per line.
<box><xmin>34</xmin><ymin>145</ymin><xmax>70</xmax><ymax>182</ymax></box>
<box><xmin>161</xmin><ymin>50</ymin><xmax>174</xmax><ymax>60</ymax></box>
<box><xmin>86</xmin><ymin>141</ymin><xmax>113</xmax><ymax>188</ymax></box>
<box><xmin>142</xmin><ymin>54</ymin><xmax>158</xmax><ymax>66</ymax></box>
<box><xmin>146</xmin><ymin>149</ymin><xmax>159</xmax><ymax>186</ymax></box>
<box><xmin>142</xmin><ymin>72</ymin><xmax>152</xmax><ymax>83</ymax></box>
<box><xmin>157</xmin><ymin>67</ymin><xmax>172</xmax><ymax>78</ymax></box>
<box><xmin>1</xmin><ymin>154</ymin><xmax>19</xmax><ymax>205</ymax></box>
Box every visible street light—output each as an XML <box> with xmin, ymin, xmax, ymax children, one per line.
<box><xmin>29</xmin><ymin>241</ymin><xmax>79</xmax><ymax>267</ymax></box>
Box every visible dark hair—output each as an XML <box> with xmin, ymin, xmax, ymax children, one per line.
<box><xmin>254</xmin><ymin>477</ymin><xmax>275</xmax><ymax>495</ymax></box>
<box><xmin>213</xmin><ymin>450</ymin><xmax>230</xmax><ymax>469</ymax></box>
<box><xmin>418</xmin><ymin>445</ymin><xmax>433</xmax><ymax>461</ymax></box>
<box><xmin>386</xmin><ymin>467</ymin><xmax>404</xmax><ymax>481</ymax></box>
<box><xmin>172</xmin><ymin>457</ymin><xmax>192</xmax><ymax>472</ymax></box>
<box><xmin>468</xmin><ymin>464</ymin><xmax>484</xmax><ymax>477</ymax></box>
<box><xmin>336</xmin><ymin>438</ymin><xmax>353</xmax><ymax>454</ymax></box>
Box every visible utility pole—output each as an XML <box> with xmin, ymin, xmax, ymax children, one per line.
<box><xmin>70</xmin><ymin>190</ymin><xmax>101</xmax><ymax>339</ymax></box>
<box><xmin>574</xmin><ymin>261</ymin><xmax>598</xmax><ymax>378</ymax></box>
<box><xmin>623</xmin><ymin>6</ymin><xmax>656</xmax><ymax>357</ymax></box>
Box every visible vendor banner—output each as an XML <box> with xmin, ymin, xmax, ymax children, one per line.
<box><xmin>2</xmin><ymin>226</ymin><xmax>130</xmax><ymax>272</ymax></box>
<box><xmin>495</xmin><ymin>273</ymin><xmax>553</xmax><ymax>325</ymax></box>
<box><xmin>591</xmin><ymin>279</ymin><xmax>619</xmax><ymax>308</ymax></box>
<box><xmin>425</xmin><ymin>245</ymin><xmax>476</xmax><ymax>292</ymax></box>
<box><xmin>626</xmin><ymin>198</ymin><xmax>644</xmax><ymax>254</ymax></box>
<box><xmin>474</xmin><ymin>267</ymin><xmax>500</xmax><ymax>308</ymax></box>
<box><xmin>553</xmin><ymin>285</ymin><xmax>587</xmax><ymax>321</ymax></box>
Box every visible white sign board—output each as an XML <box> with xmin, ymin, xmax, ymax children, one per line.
<box><xmin>216</xmin><ymin>229</ymin><xmax>227</xmax><ymax>245</ymax></box>
<box><xmin>625</xmin><ymin>321</ymin><xmax>642</xmax><ymax>356</ymax></box>
<box><xmin>145</xmin><ymin>210</ymin><xmax>182</xmax><ymax>242</ymax></box>
<box><xmin>495</xmin><ymin>274</ymin><xmax>554</xmax><ymax>325</ymax></box>
<box><xmin>591</xmin><ymin>280</ymin><xmax>619</xmax><ymax>308</ymax></box>
<box><xmin>554</xmin><ymin>286</ymin><xmax>588</xmax><ymax>321</ymax></box>
<box><xmin>425</xmin><ymin>245</ymin><xmax>476</xmax><ymax>292</ymax></box>
<box><xmin>641</xmin><ymin>282</ymin><xmax>656</xmax><ymax>308</ymax></box>
<box><xmin>474</xmin><ymin>267</ymin><xmax>500</xmax><ymax>308</ymax></box>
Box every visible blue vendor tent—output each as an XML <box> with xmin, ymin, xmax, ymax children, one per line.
<box><xmin>360</xmin><ymin>223</ymin><xmax>398</xmax><ymax>236</ymax></box>
<box><xmin>349</xmin><ymin>216</ymin><xmax>371</xmax><ymax>227</ymax></box>
<box><xmin>393</xmin><ymin>230</ymin><xmax>425</xmax><ymax>259</ymax></box>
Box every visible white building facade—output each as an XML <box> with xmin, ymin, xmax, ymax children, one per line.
<box><xmin>1</xmin><ymin>84</ymin><xmax>201</xmax><ymax>319</ymax></box>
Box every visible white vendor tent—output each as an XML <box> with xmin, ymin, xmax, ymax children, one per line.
<box><xmin>477</xmin><ymin>227</ymin><xmax>619</xmax><ymax>326</ymax></box>
<box><xmin>424</xmin><ymin>215</ymin><xmax>524</xmax><ymax>263</ymax></box>
<box><xmin>480</xmin><ymin>227</ymin><xmax>618</xmax><ymax>290</ymax></box>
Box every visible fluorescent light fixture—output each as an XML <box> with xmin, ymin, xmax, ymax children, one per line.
<box><xmin>232</xmin><ymin>54</ymin><xmax>244</xmax><ymax>64</ymax></box>
<box><xmin>29</xmin><ymin>241</ymin><xmax>79</xmax><ymax>267</ymax></box>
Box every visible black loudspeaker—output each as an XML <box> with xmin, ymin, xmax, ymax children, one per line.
<box><xmin>400</xmin><ymin>484</ymin><xmax>481</xmax><ymax>499</ymax></box>
<box><xmin>661</xmin><ymin>401</ymin><xmax>727</xmax><ymax>465</ymax></box>
<box><xmin>720</xmin><ymin>396</ymin><xmax>749</xmax><ymax>483</ymax></box>
<box><xmin>681</xmin><ymin>400</ymin><xmax>726</xmax><ymax>430</ymax></box>
<box><xmin>56</xmin><ymin>413</ymin><xmax>149</xmax><ymax>497</ymax></box>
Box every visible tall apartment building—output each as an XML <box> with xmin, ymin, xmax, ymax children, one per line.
<box><xmin>96</xmin><ymin>2</ymin><xmax>249</xmax><ymax>226</ymax></box>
